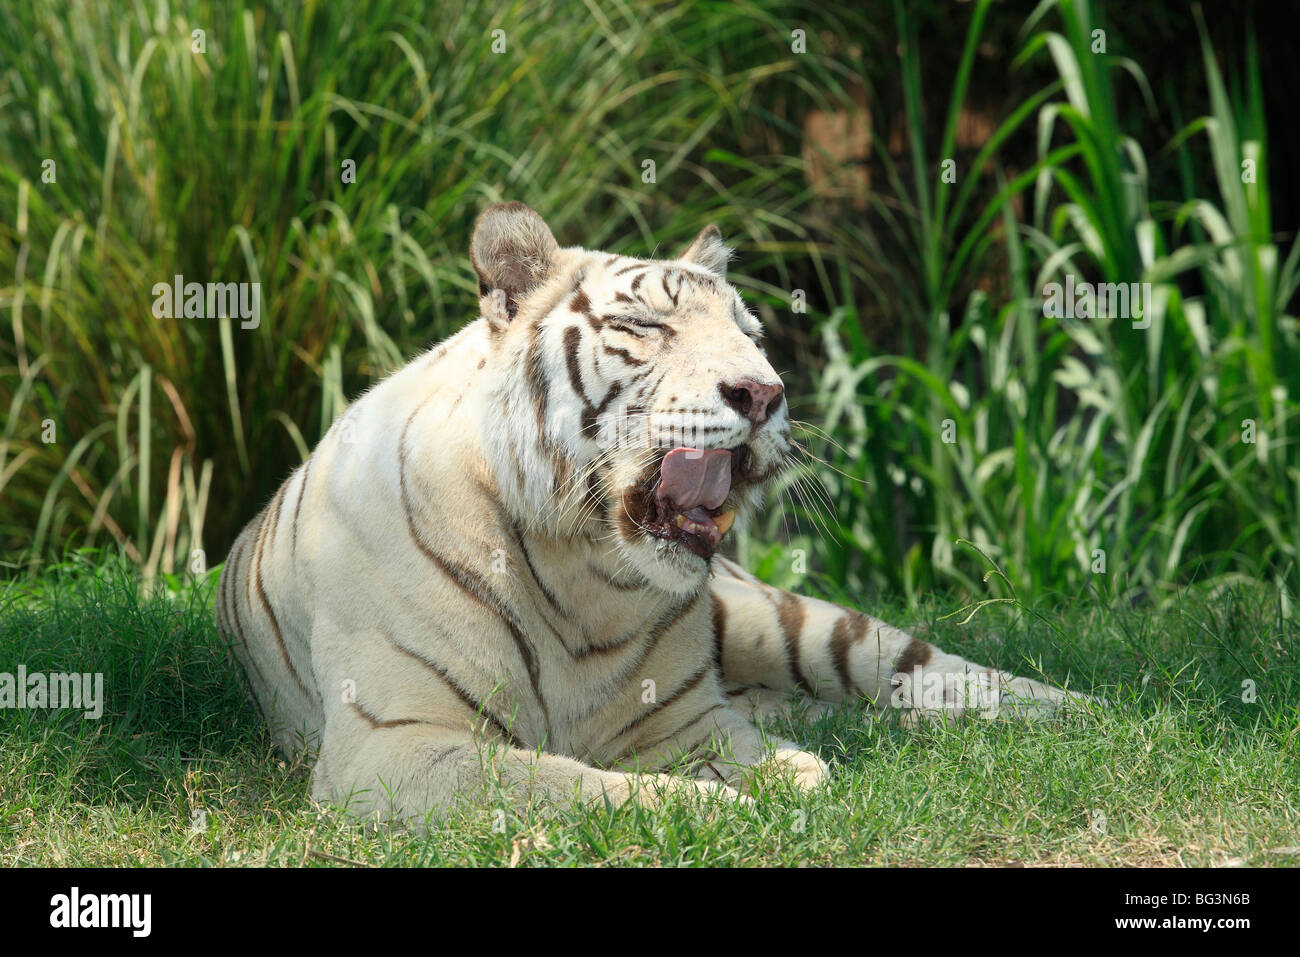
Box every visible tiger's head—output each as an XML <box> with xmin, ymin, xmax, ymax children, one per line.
<box><xmin>473</xmin><ymin>202</ymin><xmax>791</xmax><ymax>595</ymax></box>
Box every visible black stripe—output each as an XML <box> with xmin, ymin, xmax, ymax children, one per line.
<box><xmin>290</xmin><ymin>455</ymin><xmax>313</xmax><ymax>561</ymax></box>
<box><xmin>602</xmin><ymin>344</ymin><xmax>645</xmax><ymax>367</ymax></box>
<box><xmin>378</xmin><ymin>629</ymin><xmax>519</xmax><ymax>746</ymax></box>
<box><xmin>603</xmin><ymin>660</ymin><xmax>715</xmax><ymax>749</ymax></box>
<box><xmin>661</xmin><ymin>271</ymin><xmax>680</xmax><ymax>306</ymax></box>
<box><xmin>223</xmin><ymin>537</ymin><xmax>245</xmax><ymax>644</ymax></box>
<box><xmin>350</xmin><ymin>699</ymin><xmax>429</xmax><ymax>730</ymax></box>
<box><xmin>711</xmin><ymin>593</ymin><xmax>728</xmax><ymax>671</ymax></box>
<box><xmin>570</xmin><ymin>285</ymin><xmax>603</xmax><ymax>331</ymax></box>
<box><xmin>830</xmin><ymin>613</ymin><xmax>869</xmax><ymax>695</ymax></box>
<box><xmin>518</xmin><ymin>531</ymin><xmax>569</xmax><ymax>618</ymax></box>
<box><xmin>219</xmin><ymin>536</ymin><xmax>271</xmax><ymax>722</ymax></box>
<box><xmin>591</xmin><ymin>563</ymin><xmax>649</xmax><ymax>591</ymax></box>
<box><xmin>894</xmin><ymin>637</ymin><xmax>933</xmax><ymax>675</ymax></box>
<box><xmin>574</xmin><ymin>591</ymin><xmax>699</xmax><ymax>662</ymax></box>
<box><xmin>637</xmin><ymin>700</ymin><xmax>727</xmax><ymax>756</ymax></box>
<box><xmin>654</xmin><ymin>590</ymin><xmax>702</xmax><ymax>637</ymax></box>
<box><xmin>251</xmin><ymin>503</ymin><xmax>315</xmax><ymax>705</ymax></box>
<box><xmin>524</xmin><ymin>326</ymin><xmax>554</xmax><ymax>457</ymax></box>
<box><xmin>563</xmin><ymin>325</ymin><xmax>592</xmax><ymax>406</ymax></box>
<box><xmin>633</xmin><ymin>369</ymin><xmax>668</xmax><ymax>403</ymax></box>
<box><xmin>571</xmin><ymin>624</ymin><xmax>648</xmax><ymax>661</ymax></box>
<box><xmin>398</xmin><ymin>403</ymin><xmax>551</xmax><ymax>741</ymax></box>
<box><xmin>265</xmin><ymin>476</ymin><xmax>288</xmax><ymax>546</ymax></box>
<box><xmin>582</xmin><ymin>381</ymin><xmax>622</xmax><ymax>440</ymax></box>
<box><xmin>774</xmin><ymin>591</ymin><xmax>815</xmax><ymax>695</ymax></box>
<box><xmin>403</xmin><ymin>511</ymin><xmax>551</xmax><ymax>738</ymax></box>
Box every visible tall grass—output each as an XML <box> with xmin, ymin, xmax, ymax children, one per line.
<box><xmin>770</xmin><ymin>0</ymin><xmax>1299</xmax><ymax>604</ymax></box>
<box><xmin>2</xmin><ymin>0</ymin><xmax>1295</xmax><ymax>608</ymax></box>
<box><xmin>0</xmin><ymin>0</ymin><xmax>869</xmax><ymax>574</ymax></box>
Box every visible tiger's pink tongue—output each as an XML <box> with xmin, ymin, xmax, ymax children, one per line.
<box><xmin>656</xmin><ymin>448</ymin><xmax>732</xmax><ymax>510</ymax></box>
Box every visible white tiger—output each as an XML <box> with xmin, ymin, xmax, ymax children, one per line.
<box><xmin>215</xmin><ymin>201</ymin><xmax>1086</xmax><ymax>823</ymax></box>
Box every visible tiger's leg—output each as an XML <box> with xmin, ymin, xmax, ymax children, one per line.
<box><xmin>307</xmin><ymin>618</ymin><xmax>748</xmax><ymax>825</ymax></box>
<box><xmin>710</xmin><ymin>556</ymin><xmax>1089</xmax><ymax>725</ymax></box>
<box><xmin>314</xmin><ymin>716</ymin><xmax>748</xmax><ymax>826</ymax></box>
<box><xmin>616</xmin><ymin>693</ymin><xmax>831</xmax><ymax>793</ymax></box>
<box><xmin>725</xmin><ymin>686</ymin><xmax>836</xmax><ymax>724</ymax></box>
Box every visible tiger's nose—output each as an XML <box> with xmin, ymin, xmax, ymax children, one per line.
<box><xmin>720</xmin><ymin>379</ymin><xmax>784</xmax><ymax>426</ymax></box>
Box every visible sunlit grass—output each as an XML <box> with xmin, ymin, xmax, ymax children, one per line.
<box><xmin>1</xmin><ymin>554</ymin><xmax>1296</xmax><ymax>867</ymax></box>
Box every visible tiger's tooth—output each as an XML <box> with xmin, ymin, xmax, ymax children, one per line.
<box><xmin>674</xmin><ymin>514</ymin><xmax>687</xmax><ymax>528</ymax></box>
<box><xmin>715</xmin><ymin>509</ymin><xmax>735</xmax><ymax>536</ymax></box>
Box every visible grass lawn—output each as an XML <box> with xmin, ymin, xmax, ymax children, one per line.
<box><xmin>1</xmin><ymin>555</ymin><xmax>1297</xmax><ymax>867</ymax></box>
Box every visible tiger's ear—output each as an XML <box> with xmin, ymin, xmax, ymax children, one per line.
<box><xmin>676</xmin><ymin>224</ymin><xmax>732</xmax><ymax>279</ymax></box>
<box><xmin>470</xmin><ymin>202</ymin><xmax>560</xmax><ymax>326</ymax></box>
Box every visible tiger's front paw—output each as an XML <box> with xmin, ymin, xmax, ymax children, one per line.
<box><xmin>738</xmin><ymin>745</ymin><xmax>830</xmax><ymax>793</ymax></box>
<box><xmin>631</xmin><ymin>772</ymin><xmax>753</xmax><ymax>807</ymax></box>
<box><xmin>774</xmin><ymin>746</ymin><xmax>831</xmax><ymax>790</ymax></box>
<box><xmin>692</xmin><ymin>777</ymin><xmax>754</xmax><ymax>805</ymax></box>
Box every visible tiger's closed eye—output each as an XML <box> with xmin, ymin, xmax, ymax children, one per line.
<box><xmin>611</xmin><ymin>315</ymin><xmax>670</xmax><ymax>331</ymax></box>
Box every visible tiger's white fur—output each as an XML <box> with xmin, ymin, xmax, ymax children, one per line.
<box><xmin>216</xmin><ymin>202</ymin><xmax>1086</xmax><ymax>824</ymax></box>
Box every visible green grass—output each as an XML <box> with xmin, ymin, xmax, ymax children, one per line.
<box><xmin>3</xmin><ymin>554</ymin><xmax>1296</xmax><ymax>867</ymax></box>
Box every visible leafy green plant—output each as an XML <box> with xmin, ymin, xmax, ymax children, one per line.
<box><xmin>783</xmin><ymin>0</ymin><xmax>1298</xmax><ymax>604</ymax></box>
<box><xmin>0</xmin><ymin>0</ymin><xmax>871</xmax><ymax>575</ymax></box>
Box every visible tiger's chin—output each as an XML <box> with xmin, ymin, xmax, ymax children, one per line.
<box><xmin>615</xmin><ymin>520</ymin><xmax>742</xmax><ymax>597</ymax></box>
